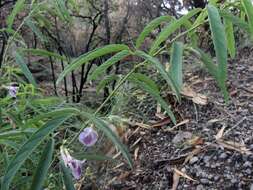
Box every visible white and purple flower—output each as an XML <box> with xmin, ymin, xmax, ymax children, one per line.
<box><xmin>7</xmin><ymin>86</ymin><xmax>18</xmax><ymax>98</ymax></box>
<box><xmin>60</xmin><ymin>147</ymin><xmax>85</xmax><ymax>180</ymax></box>
<box><xmin>79</xmin><ymin>127</ymin><xmax>98</xmax><ymax>147</ymax></box>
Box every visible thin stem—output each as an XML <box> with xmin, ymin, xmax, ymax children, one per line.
<box><xmin>67</xmin><ymin>20</ymin><xmax>207</xmax><ymax>146</ymax></box>
<box><xmin>1</xmin><ymin>3</ymin><xmax>42</xmax><ymax>67</ymax></box>
<box><xmin>67</xmin><ymin>47</ymin><xmax>164</xmax><ymax>146</ymax></box>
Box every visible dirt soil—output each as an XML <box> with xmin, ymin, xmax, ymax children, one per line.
<box><xmin>98</xmin><ymin>46</ymin><xmax>253</xmax><ymax>190</ymax></box>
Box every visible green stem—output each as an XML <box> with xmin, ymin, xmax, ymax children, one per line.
<box><xmin>67</xmin><ymin>19</ymin><xmax>207</xmax><ymax>146</ymax></box>
<box><xmin>1</xmin><ymin>3</ymin><xmax>41</xmax><ymax>68</ymax></box>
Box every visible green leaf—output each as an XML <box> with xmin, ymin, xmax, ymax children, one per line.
<box><xmin>1</xmin><ymin>116</ymin><xmax>70</xmax><ymax>190</ymax></box>
<box><xmin>191</xmin><ymin>48</ymin><xmax>218</xmax><ymax>79</ymax></box>
<box><xmin>25</xmin><ymin>108</ymin><xmax>80</xmax><ymax>126</ymax></box>
<box><xmin>7</xmin><ymin>0</ymin><xmax>26</xmax><ymax>29</ymax></box>
<box><xmin>24</xmin><ymin>18</ymin><xmax>47</xmax><ymax>42</ymax></box>
<box><xmin>0</xmin><ymin>129</ymin><xmax>36</xmax><ymax>139</ymax></box>
<box><xmin>241</xmin><ymin>0</ymin><xmax>253</xmax><ymax>39</ymax></box>
<box><xmin>224</xmin><ymin>19</ymin><xmax>236</xmax><ymax>58</ymax></box>
<box><xmin>30</xmin><ymin>139</ymin><xmax>54</xmax><ymax>190</ymax></box>
<box><xmin>55</xmin><ymin>0</ymin><xmax>71</xmax><ymax>21</ymax></box>
<box><xmin>29</xmin><ymin>97</ymin><xmax>62</xmax><ymax>106</ymax></box>
<box><xmin>149</xmin><ymin>8</ymin><xmax>201</xmax><ymax>55</ymax></box>
<box><xmin>57</xmin><ymin>44</ymin><xmax>129</xmax><ymax>85</ymax></box>
<box><xmin>183</xmin><ymin>19</ymin><xmax>198</xmax><ymax>47</ymax></box>
<box><xmin>90</xmin><ymin>50</ymin><xmax>130</xmax><ymax>80</ymax></box>
<box><xmin>128</xmin><ymin>73</ymin><xmax>159</xmax><ymax>92</ymax></box>
<box><xmin>81</xmin><ymin>112</ymin><xmax>133</xmax><ymax>168</ymax></box>
<box><xmin>96</xmin><ymin>75</ymin><xmax>119</xmax><ymax>93</ymax></box>
<box><xmin>15</xmin><ymin>52</ymin><xmax>37</xmax><ymax>87</ymax></box>
<box><xmin>128</xmin><ymin>73</ymin><xmax>176</xmax><ymax>124</ymax></box>
<box><xmin>219</xmin><ymin>10</ymin><xmax>250</xmax><ymax>32</ymax></box>
<box><xmin>60</xmin><ymin>162</ymin><xmax>75</xmax><ymax>190</ymax></box>
<box><xmin>189</xmin><ymin>47</ymin><xmax>229</xmax><ymax>102</ymax></box>
<box><xmin>207</xmin><ymin>4</ymin><xmax>228</xmax><ymax>102</ymax></box>
<box><xmin>169</xmin><ymin>42</ymin><xmax>184</xmax><ymax>89</ymax></box>
<box><xmin>192</xmin><ymin>9</ymin><xmax>207</xmax><ymax>28</ymax></box>
<box><xmin>22</xmin><ymin>48</ymin><xmax>67</xmax><ymax>60</ymax></box>
<box><xmin>74</xmin><ymin>153</ymin><xmax>112</xmax><ymax>161</ymax></box>
<box><xmin>134</xmin><ymin>50</ymin><xmax>180</xmax><ymax>100</ymax></box>
<box><xmin>136</xmin><ymin>15</ymin><xmax>173</xmax><ymax>48</ymax></box>
<box><xmin>0</xmin><ymin>140</ymin><xmax>20</xmax><ymax>151</ymax></box>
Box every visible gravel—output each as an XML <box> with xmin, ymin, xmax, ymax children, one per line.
<box><xmin>99</xmin><ymin>46</ymin><xmax>253</xmax><ymax>190</ymax></box>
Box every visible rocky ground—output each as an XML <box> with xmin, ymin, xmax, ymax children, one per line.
<box><xmin>98</xmin><ymin>46</ymin><xmax>253</xmax><ymax>190</ymax></box>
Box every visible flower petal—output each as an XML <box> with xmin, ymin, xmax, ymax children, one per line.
<box><xmin>60</xmin><ymin>147</ymin><xmax>72</xmax><ymax>167</ymax></box>
<box><xmin>7</xmin><ymin>86</ymin><xmax>18</xmax><ymax>98</ymax></box>
<box><xmin>68</xmin><ymin>159</ymin><xmax>83</xmax><ymax>180</ymax></box>
<box><xmin>79</xmin><ymin>127</ymin><xmax>98</xmax><ymax>147</ymax></box>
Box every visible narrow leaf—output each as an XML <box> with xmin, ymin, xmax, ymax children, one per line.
<box><xmin>90</xmin><ymin>50</ymin><xmax>130</xmax><ymax>80</ymax></box>
<box><xmin>224</xmin><ymin>19</ymin><xmax>236</xmax><ymax>58</ymax></box>
<box><xmin>149</xmin><ymin>9</ymin><xmax>201</xmax><ymax>55</ymax></box>
<box><xmin>96</xmin><ymin>75</ymin><xmax>119</xmax><ymax>93</ymax></box>
<box><xmin>25</xmin><ymin>108</ymin><xmax>80</xmax><ymax>126</ymax></box>
<box><xmin>219</xmin><ymin>10</ymin><xmax>250</xmax><ymax>32</ymax></box>
<box><xmin>191</xmin><ymin>48</ymin><xmax>218</xmax><ymax>78</ymax></box>
<box><xmin>128</xmin><ymin>73</ymin><xmax>159</xmax><ymax>92</ymax></box>
<box><xmin>1</xmin><ymin>116</ymin><xmax>70</xmax><ymax>190</ymax></box>
<box><xmin>169</xmin><ymin>42</ymin><xmax>184</xmax><ymax>89</ymax></box>
<box><xmin>241</xmin><ymin>0</ymin><xmax>253</xmax><ymax>39</ymax></box>
<box><xmin>22</xmin><ymin>48</ymin><xmax>67</xmax><ymax>60</ymax></box>
<box><xmin>7</xmin><ymin>0</ymin><xmax>26</xmax><ymax>29</ymax></box>
<box><xmin>128</xmin><ymin>73</ymin><xmax>176</xmax><ymax>124</ymax></box>
<box><xmin>207</xmin><ymin>4</ymin><xmax>228</xmax><ymax>102</ymax></box>
<box><xmin>55</xmin><ymin>0</ymin><xmax>71</xmax><ymax>21</ymax></box>
<box><xmin>135</xmin><ymin>50</ymin><xmax>180</xmax><ymax>100</ymax></box>
<box><xmin>74</xmin><ymin>153</ymin><xmax>112</xmax><ymax>161</ymax></box>
<box><xmin>60</xmin><ymin>162</ymin><xmax>75</xmax><ymax>190</ymax></box>
<box><xmin>57</xmin><ymin>44</ymin><xmax>129</xmax><ymax>85</ymax></box>
<box><xmin>183</xmin><ymin>19</ymin><xmax>198</xmax><ymax>47</ymax></box>
<box><xmin>25</xmin><ymin>18</ymin><xmax>47</xmax><ymax>42</ymax></box>
<box><xmin>30</xmin><ymin>139</ymin><xmax>54</xmax><ymax>190</ymax></box>
<box><xmin>0</xmin><ymin>128</ymin><xmax>36</xmax><ymax>139</ymax></box>
<box><xmin>15</xmin><ymin>52</ymin><xmax>37</xmax><ymax>87</ymax></box>
<box><xmin>136</xmin><ymin>15</ymin><xmax>173</xmax><ymax>48</ymax></box>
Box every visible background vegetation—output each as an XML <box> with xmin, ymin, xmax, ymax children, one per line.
<box><xmin>0</xmin><ymin>0</ymin><xmax>253</xmax><ymax>189</ymax></box>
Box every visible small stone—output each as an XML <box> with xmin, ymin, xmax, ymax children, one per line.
<box><xmin>231</xmin><ymin>178</ymin><xmax>237</xmax><ymax>184</ymax></box>
<box><xmin>225</xmin><ymin>174</ymin><xmax>232</xmax><ymax>179</ymax></box>
<box><xmin>248</xmin><ymin>154</ymin><xmax>253</xmax><ymax>161</ymax></box>
<box><xmin>245</xmin><ymin>168</ymin><xmax>252</xmax><ymax>175</ymax></box>
<box><xmin>235</xmin><ymin>163</ymin><xmax>240</xmax><ymax>169</ymax></box>
<box><xmin>200</xmin><ymin>178</ymin><xmax>209</xmax><ymax>185</ymax></box>
<box><xmin>203</xmin><ymin>156</ymin><xmax>210</xmax><ymax>163</ymax></box>
<box><xmin>243</xmin><ymin>161</ymin><xmax>252</xmax><ymax>168</ymax></box>
<box><xmin>190</xmin><ymin>157</ymin><xmax>199</xmax><ymax>164</ymax></box>
<box><xmin>214</xmin><ymin>176</ymin><xmax>219</xmax><ymax>181</ymax></box>
<box><xmin>207</xmin><ymin>174</ymin><xmax>213</xmax><ymax>180</ymax></box>
<box><xmin>172</xmin><ymin>131</ymin><xmax>192</xmax><ymax>144</ymax></box>
<box><xmin>219</xmin><ymin>153</ymin><xmax>228</xmax><ymax>159</ymax></box>
<box><xmin>250</xmin><ymin>183</ymin><xmax>253</xmax><ymax>190</ymax></box>
<box><xmin>196</xmin><ymin>185</ymin><xmax>204</xmax><ymax>190</ymax></box>
<box><xmin>183</xmin><ymin>184</ymin><xmax>189</xmax><ymax>188</ymax></box>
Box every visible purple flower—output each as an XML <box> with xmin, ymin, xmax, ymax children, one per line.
<box><xmin>7</xmin><ymin>86</ymin><xmax>18</xmax><ymax>98</ymax></box>
<box><xmin>79</xmin><ymin>127</ymin><xmax>98</xmax><ymax>147</ymax></box>
<box><xmin>60</xmin><ymin>147</ymin><xmax>85</xmax><ymax>180</ymax></box>
<box><xmin>68</xmin><ymin>159</ymin><xmax>83</xmax><ymax>180</ymax></box>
